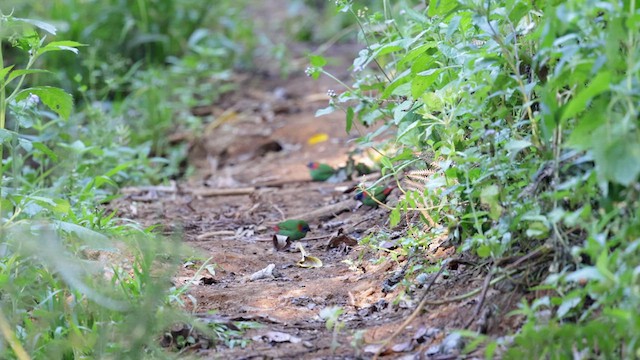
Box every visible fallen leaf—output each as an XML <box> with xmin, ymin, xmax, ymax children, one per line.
<box><xmin>430</xmin><ymin>246</ymin><xmax>455</xmax><ymax>261</ymax></box>
<box><xmin>307</xmin><ymin>133</ymin><xmax>329</xmax><ymax>145</ymax></box>
<box><xmin>413</xmin><ymin>326</ymin><xmax>428</xmax><ymax>343</ymax></box>
<box><xmin>363</xmin><ymin>344</ymin><xmax>385</xmax><ymax>354</ymax></box>
<box><xmin>249</xmin><ymin>264</ymin><xmax>276</xmax><ymax>281</ymax></box>
<box><xmin>261</xmin><ymin>331</ymin><xmax>302</xmax><ymax>344</ymax></box>
<box><xmin>326</xmin><ymin>228</ymin><xmax>358</xmax><ymax>249</ymax></box>
<box><xmin>205</xmin><ymin>110</ymin><xmax>237</xmax><ymax>134</ymax></box>
<box><xmin>296</xmin><ymin>243</ymin><xmax>323</xmax><ymax>268</ymax></box>
<box><xmin>391</xmin><ymin>341</ymin><xmax>414</xmax><ymax>353</ymax></box>
<box><xmin>204</xmin><ymin>264</ymin><xmax>216</xmax><ymax>277</ymax></box>
<box><xmin>298</xmin><ymin>254</ymin><xmax>323</xmax><ymax>268</ymax></box>
<box><xmin>273</xmin><ymin>234</ymin><xmax>291</xmax><ymax>251</ymax></box>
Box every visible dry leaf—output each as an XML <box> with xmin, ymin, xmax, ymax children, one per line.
<box><xmin>391</xmin><ymin>341</ymin><xmax>414</xmax><ymax>353</ymax></box>
<box><xmin>273</xmin><ymin>234</ymin><xmax>291</xmax><ymax>251</ymax></box>
<box><xmin>261</xmin><ymin>331</ymin><xmax>302</xmax><ymax>344</ymax></box>
<box><xmin>204</xmin><ymin>264</ymin><xmax>216</xmax><ymax>277</ymax></box>
<box><xmin>249</xmin><ymin>264</ymin><xmax>276</xmax><ymax>281</ymax></box>
<box><xmin>326</xmin><ymin>228</ymin><xmax>358</xmax><ymax>249</ymax></box>
<box><xmin>363</xmin><ymin>344</ymin><xmax>385</xmax><ymax>354</ymax></box>
<box><xmin>296</xmin><ymin>243</ymin><xmax>323</xmax><ymax>268</ymax></box>
<box><xmin>307</xmin><ymin>133</ymin><xmax>329</xmax><ymax>145</ymax></box>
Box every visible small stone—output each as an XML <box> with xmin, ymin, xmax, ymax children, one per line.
<box><xmin>303</xmin><ymin>341</ymin><xmax>314</xmax><ymax>348</ymax></box>
<box><xmin>374</xmin><ymin>299</ymin><xmax>388</xmax><ymax>311</ymax></box>
<box><xmin>358</xmin><ymin>307</ymin><xmax>373</xmax><ymax>317</ymax></box>
<box><xmin>364</xmin><ymin>344</ymin><xmax>385</xmax><ymax>354</ymax></box>
<box><xmin>391</xmin><ymin>341</ymin><xmax>414</xmax><ymax>352</ymax></box>
<box><xmin>425</xmin><ymin>344</ymin><xmax>441</xmax><ymax>355</ymax></box>
<box><xmin>426</xmin><ymin>327</ymin><xmax>441</xmax><ymax>337</ymax></box>
<box><xmin>415</xmin><ymin>273</ymin><xmax>429</xmax><ymax>285</ymax></box>
<box><xmin>441</xmin><ymin>333</ymin><xmax>464</xmax><ymax>353</ymax></box>
<box><xmin>412</xmin><ymin>326</ymin><xmax>428</xmax><ymax>343</ymax></box>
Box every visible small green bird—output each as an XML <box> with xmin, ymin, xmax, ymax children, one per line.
<box><xmin>274</xmin><ymin>219</ymin><xmax>311</xmax><ymax>241</ymax></box>
<box><xmin>307</xmin><ymin>162</ymin><xmax>335</xmax><ymax>181</ymax></box>
<box><xmin>354</xmin><ymin>186</ymin><xmax>394</xmax><ymax>207</ymax></box>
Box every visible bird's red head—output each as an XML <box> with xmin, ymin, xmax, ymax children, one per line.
<box><xmin>307</xmin><ymin>162</ymin><xmax>319</xmax><ymax>169</ymax></box>
<box><xmin>274</xmin><ymin>225</ymin><xmax>280</xmax><ymax>232</ymax></box>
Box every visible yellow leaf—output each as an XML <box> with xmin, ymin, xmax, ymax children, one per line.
<box><xmin>296</xmin><ymin>243</ymin><xmax>323</xmax><ymax>268</ymax></box>
<box><xmin>205</xmin><ymin>110</ymin><xmax>237</xmax><ymax>134</ymax></box>
<box><xmin>307</xmin><ymin>133</ymin><xmax>329</xmax><ymax>145</ymax></box>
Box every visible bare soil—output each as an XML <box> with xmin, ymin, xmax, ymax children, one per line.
<box><xmin>111</xmin><ymin>4</ymin><xmax>527</xmax><ymax>359</ymax></box>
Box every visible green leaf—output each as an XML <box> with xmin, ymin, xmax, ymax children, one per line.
<box><xmin>0</xmin><ymin>129</ymin><xmax>16</xmax><ymax>143</ymax></box>
<box><xmin>389</xmin><ymin>208</ymin><xmax>401</xmax><ymax>227</ymax></box>
<box><xmin>428</xmin><ymin>0</ymin><xmax>459</xmax><ymax>18</ymax></box>
<box><xmin>0</xmin><ymin>65</ymin><xmax>15</xmax><ymax>81</ymax></box>
<box><xmin>54</xmin><ymin>220</ymin><xmax>113</xmax><ymax>247</ymax></box>
<box><xmin>566</xmin><ymin>100</ymin><xmax>607</xmax><ymax>150</ymax></box>
<box><xmin>381</xmin><ymin>69</ymin><xmax>411</xmax><ymax>99</ymax></box>
<box><xmin>14</xmin><ymin>86</ymin><xmax>73</xmax><ymax>119</ymax></box>
<box><xmin>32</xmin><ymin>142</ymin><xmax>59</xmax><ymax>161</ymax></box>
<box><xmin>14</xmin><ymin>17</ymin><xmax>57</xmax><ymax>34</ymax></box>
<box><xmin>477</xmin><ymin>245</ymin><xmax>491</xmax><ymax>258</ymax></box>
<box><xmin>505</xmin><ymin>139</ymin><xmax>532</xmax><ymax>159</ymax></box>
<box><xmin>593</xmin><ymin>129</ymin><xmax>640</xmax><ymax>186</ymax></box>
<box><xmin>315</xmin><ymin>106</ymin><xmax>335</xmax><ymax>117</ymax></box>
<box><xmin>345</xmin><ymin>107</ymin><xmax>354</xmax><ymax>133</ymax></box>
<box><xmin>411</xmin><ymin>69</ymin><xmax>443</xmax><ymax>98</ymax></box>
<box><xmin>18</xmin><ymin>137</ymin><xmax>33</xmax><ymax>152</ymax></box>
<box><xmin>398</xmin><ymin>42</ymin><xmax>437</xmax><ymax>69</ymax></box>
<box><xmin>560</xmin><ymin>71</ymin><xmax>611</xmax><ymax>123</ymax></box>
<box><xmin>310</xmin><ymin>55</ymin><xmax>327</xmax><ymax>67</ymax></box>
<box><xmin>6</xmin><ymin>69</ymin><xmax>51</xmax><ymax>85</ymax></box>
<box><xmin>565</xmin><ymin>267</ymin><xmax>606</xmax><ymax>283</ymax></box>
<box><xmin>37</xmin><ymin>41</ymin><xmax>87</xmax><ymax>56</ymax></box>
<box><xmin>380</xmin><ymin>156</ymin><xmax>393</xmax><ymax>171</ymax></box>
<box><xmin>557</xmin><ymin>296</ymin><xmax>581</xmax><ymax>318</ymax></box>
<box><xmin>104</xmin><ymin>161</ymin><xmax>135</xmax><ymax>177</ymax></box>
<box><xmin>480</xmin><ymin>185</ymin><xmax>503</xmax><ymax>220</ymax></box>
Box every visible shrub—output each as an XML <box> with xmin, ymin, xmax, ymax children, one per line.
<box><xmin>314</xmin><ymin>0</ymin><xmax>640</xmax><ymax>357</ymax></box>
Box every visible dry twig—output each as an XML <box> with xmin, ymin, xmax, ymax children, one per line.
<box><xmin>190</xmin><ymin>187</ymin><xmax>255</xmax><ymax>197</ymax></box>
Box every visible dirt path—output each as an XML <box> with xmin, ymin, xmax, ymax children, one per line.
<box><xmin>112</xmin><ymin>5</ymin><xmax>525</xmax><ymax>358</ymax></box>
<box><xmin>113</xmin><ymin>63</ymin><xmax>522</xmax><ymax>360</ymax></box>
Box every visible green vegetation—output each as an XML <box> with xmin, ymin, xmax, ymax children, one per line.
<box><xmin>2</xmin><ymin>0</ymin><xmax>639</xmax><ymax>357</ymax></box>
<box><xmin>0</xmin><ymin>1</ymin><xmax>256</xmax><ymax>358</ymax></box>
<box><xmin>312</xmin><ymin>0</ymin><xmax>640</xmax><ymax>357</ymax></box>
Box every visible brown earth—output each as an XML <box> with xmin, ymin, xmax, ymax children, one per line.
<box><xmin>112</xmin><ymin>3</ymin><xmax>528</xmax><ymax>359</ymax></box>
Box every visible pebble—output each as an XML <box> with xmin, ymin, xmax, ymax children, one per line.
<box><xmin>426</xmin><ymin>327</ymin><xmax>441</xmax><ymax>337</ymax></box>
<box><xmin>441</xmin><ymin>333</ymin><xmax>464</xmax><ymax>353</ymax></box>
<box><xmin>425</xmin><ymin>344</ymin><xmax>441</xmax><ymax>355</ymax></box>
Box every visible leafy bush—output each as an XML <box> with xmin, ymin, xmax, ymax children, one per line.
<box><xmin>0</xmin><ymin>7</ymin><xmax>255</xmax><ymax>358</ymax></box>
<box><xmin>3</xmin><ymin>0</ymin><xmax>252</xmax><ymax>96</ymax></box>
<box><xmin>314</xmin><ymin>0</ymin><xmax>640</xmax><ymax>357</ymax></box>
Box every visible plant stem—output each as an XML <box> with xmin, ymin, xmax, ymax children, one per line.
<box><xmin>0</xmin><ymin>35</ymin><xmax>5</xmax><ymax>219</ymax></box>
<box><xmin>0</xmin><ymin>307</ymin><xmax>31</xmax><ymax>360</ymax></box>
<box><xmin>320</xmin><ymin>69</ymin><xmax>354</xmax><ymax>92</ymax></box>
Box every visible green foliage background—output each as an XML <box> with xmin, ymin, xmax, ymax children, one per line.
<box><xmin>1</xmin><ymin>0</ymin><xmax>640</xmax><ymax>358</ymax></box>
<box><xmin>0</xmin><ymin>0</ymin><xmax>256</xmax><ymax>358</ymax></box>
<box><xmin>313</xmin><ymin>0</ymin><xmax>640</xmax><ymax>357</ymax></box>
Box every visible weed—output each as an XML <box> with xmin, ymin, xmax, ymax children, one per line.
<box><xmin>0</xmin><ymin>5</ymin><xmax>257</xmax><ymax>357</ymax></box>
<box><xmin>313</xmin><ymin>0</ymin><xmax>640</xmax><ymax>357</ymax></box>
